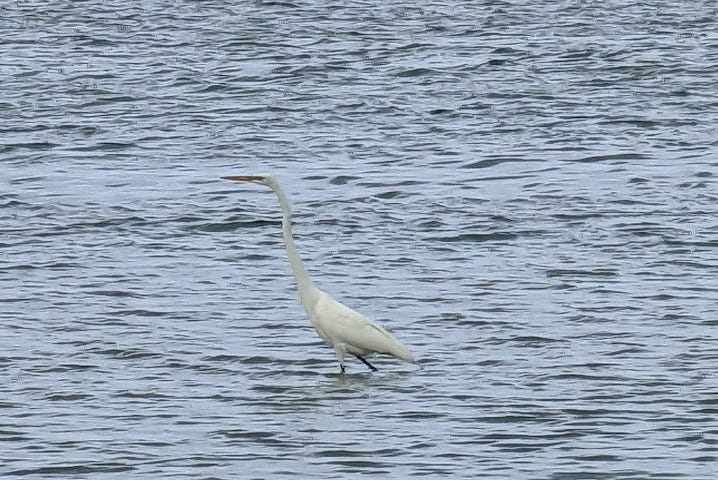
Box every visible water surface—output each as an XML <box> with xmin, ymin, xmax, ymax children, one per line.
<box><xmin>2</xmin><ymin>1</ymin><xmax>717</xmax><ymax>478</ymax></box>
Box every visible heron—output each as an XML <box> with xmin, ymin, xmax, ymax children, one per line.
<box><xmin>222</xmin><ymin>174</ymin><xmax>416</xmax><ymax>374</ymax></box>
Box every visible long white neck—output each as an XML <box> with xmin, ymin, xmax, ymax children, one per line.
<box><xmin>268</xmin><ymin>181</ymin><xmax>320</xmax><ymax>307</ymax></box>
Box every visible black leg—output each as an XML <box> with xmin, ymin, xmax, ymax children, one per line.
<box><xmin>354</xmin><ymin>354</ymin><xmax>378</xmax><ymax>372</ymax></box>
<box><xmin>340</xmin><ymin>364</ymin><xmax>346</xmax><ymax>374</ymax></box>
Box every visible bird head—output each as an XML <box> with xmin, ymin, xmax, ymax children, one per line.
<box><xmin>222</xmin><ymin>173</ymin><xmax>290</xmax><ymax>212</ymax></box>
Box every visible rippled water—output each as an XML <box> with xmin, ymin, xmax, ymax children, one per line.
<box><xmin>2</xmin><ymin>1</ymin><xmax>718</xmax><ymax>478</ymax></box>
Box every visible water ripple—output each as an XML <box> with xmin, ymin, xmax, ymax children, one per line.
<box><xmin>2</xmin><ymin>0</ymin><xmax>718</xmax><ymax>479</ymax></box>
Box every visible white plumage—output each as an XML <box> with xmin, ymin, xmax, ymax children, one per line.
<box><xmin>222</xmin><ymin>174</ymin><xmax>416</xmax><ymax>373</ymax></box>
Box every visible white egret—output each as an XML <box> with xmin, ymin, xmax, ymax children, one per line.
<box><xmin>222</xmin><ymin>174</ymin><xmax>416</xmax><ymax>373</ymax></box>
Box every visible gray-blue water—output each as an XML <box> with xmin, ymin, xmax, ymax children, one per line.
<box><xmin>2</xmin><ymin>1</ymin><xmax>718</xmax><ymax>478</ymax></box>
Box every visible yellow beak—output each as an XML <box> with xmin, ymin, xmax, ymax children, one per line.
<box><xmin>221</xmin><ymin>175</ymin><xmax>264</xmax><ymax>182</ymax></box>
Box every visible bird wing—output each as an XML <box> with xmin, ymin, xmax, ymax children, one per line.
<box><xmin>312</xmin><ymin>292</ymin><xmax>415</xmax><ymax>362</ymax></box>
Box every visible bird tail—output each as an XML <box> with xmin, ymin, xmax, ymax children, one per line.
<box><xmin>389</xmin><ymin>340</ymin><xmax>417</xmax><ymax>364</ymax></box>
